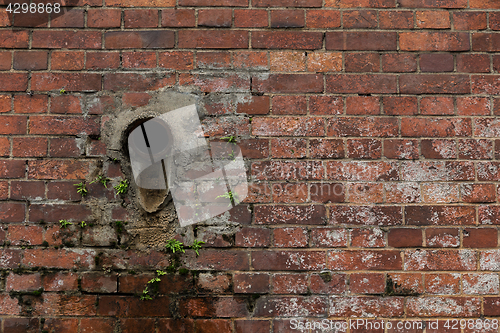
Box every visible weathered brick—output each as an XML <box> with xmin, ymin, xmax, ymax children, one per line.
<box><xmin>404</xmin><ymin>250</ymin><xmax>476</xmax><ymax>271</ymax></box>
<box><xmin>405</xmin><ymin>206</ymin><xmax>475</xmax><ymax>226</ymax></box>
<box><xmin>326</xmin><ymin>32</ymin><xmax>397</xmax><ymax>50</ymax></box>
<box><xmin>328</xmin><ymin>250</ymin><xmax>401</xmax><ymax>270</ymax></box>
<box><xmin>420</xmin><ymin>53</ymin><xmax>454</xmax><ymax>72</ymax></box>
<box><xmin>406</xmin><ymin>297</ymin><xmax>480</xmax><ymax>317</ymax></box>
<box><xmin>252</xmin><ymin>31</ymin><xmax>323</xmax><ymax>50</ymax></box>
<box><xmin>0</xmin><ymin>160</ymin><xmax>25</xmax><ymax>178</ymax></box>
<box><xmin>32</xmin><ymin>31</ymin><xmax>101</xmax><ymax>49</ymax></box>
<box><xmin>350</xmin><ymin>273</ymin><xmax>385</xmax><ymax>294</ymax></box>
<box><xmin>179</xmin><ymin>30</ymin><xmax>248</xmax><ymax>49</ymax></box>
<box><xmin>327</xmin><ymin>74</ymin><xmax>397</xmax><ymax>94</ymax></box>
<box><xmin>105</xmin><ymin>31</ymin><xmax>174</xmax><ymax>49</ymax></box>
<box><xmin>379</xmin><ymin>10</ymin><xmax>413</xmax><ymax>29</ymax></box>
<box><xmin>401</xmin><ymin>118</ymin><xmax>471</xmax><ymax>137</ymax></box>
<box><xmin>31</xmin><ymin>73</ymin><xmax>101</xmax><ymax>92</ymax></box>
<box><xmin>382</xmin><ymin>53</ymin><xmax>417</xmax><ymax>72</ymax></box>
<box><xmin>426</xmin><ymin>228</ymin><xmax>460</xmax><ymax>248</ymax></box>
<box><xmin>306</xmin><ymin>9</ymin><xmax>340</xmax><ymax>28</ymax></box>
<box><xmin>124</xmin><ymin>9</ymin><xmax>159</xmax><ymax>28</ymax></box>
<box><xmin>254</xmin><ymin>296</ymin><xmax>327</xmax><ymax>317</ymax></box>
<box><xmin>88</xmin><ymin>9</ymin><xmax>121</xmax><ymax>28</ymax></box>
<box><xmin>272</xmin><ymin>273</ymin><xmax>308</xmax><ymax>294</ymax></box>
<box><xmin>162</xmin><ymin>9</ymin><xmax>196</xmax><ymax>27</ymax></box>
<box><xmin>13</xmin><ymin>51</ymin><xmax>47</xmax><ymax>70</ymax></box>
<box><xmin>329</xmin><ymin>296</ymin><xmax>403</xmax><ymax>317</ymax></box>
<box><xmin>328</xmin><ymin>117</ymin><xmax>398</xmax><ymax>137</ymax></box>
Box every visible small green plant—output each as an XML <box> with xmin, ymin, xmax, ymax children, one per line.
<box><xmin>74</xmin><ymin>182</ymin><xmax>88</xmax><ymax>197</ymax></box>
<box><xmin>59</xmin><ymin>219</ymin><xmax>72</xmax><ymax>229</ymax></box>
<box><xmin>59</xmin><ymin>88</ymin><xmax>66</xmax><ymax>94</ymax></box>
<box><xmin>91</xmin><ymin>175</ymin><xmax>111</xmax><ymax>188</ymax></box>
<box><xmin>221</xmin><ymin>135</ymin><xmax>237</xmax><ymax>144</ymax></box>
<box><xmin>191</xmin><ymin>240</ymin><xmax>205</xmax><ymax>256</ymax></box>
<box><xmin>140</xmin><ymin>270</ymin><xmax>168</xmax><ymax>301</ymax></box>
<box><xmin>165</xmin><ymin>239</ymin><xmax>185</xmax><ymax>254</ymax></box>
<box><xmin>115</xmin><ymin>221</ymin><xmax>127</xmax><ymax>233</ymax></box>
<box><xmin>216</xmin><ymin>191</ymin><xmax>239</xmax><ymax>207</ymax></box>
<box><xmin>79</xmin><ymin>221</ymin><xmax>87</xmax><ymax>228</ymax></box>
<box><xmin>140</xmin><ymin>286</ymin><xmax>152</xmax><ymax>301</ymax></box>
<box><xmin>114</xmin><ymin>179</ymin><xmax>128</xmax><ymax>195</ymax></box>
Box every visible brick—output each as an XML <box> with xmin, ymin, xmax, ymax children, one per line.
<box><xmin>0</xmin><ymin>94</ymin><xmax>11</xmax><ymax>113</ymax></box>
<box><xmin>80</xmin><ymin>318</ymin><xmax>116</xmax><ymax>333</ymax></box>
<box><xmin>0</xmin><ymin>137</ymin><xmax>8</xmax><ymax>156</ymax></box>
<box><xmin>346</xmin><ymin>96</ymin><xmax>380</xmax><ymax>115</ymax></box>
<box><xmin>33</xmin><ymin>294</ymin><xmax>97</xmax><ymax>316</ymax></box>
<box><xmin>407</xmin><ymin>297</ymin><xmax>479</xmax><ymax>317</ymax></box>
<box><xmin>159</xmin><ymin>51</ymin><xmax>193</xmax><ymax>70</ymax></box>
<box><xmin>271</xmin><ymin>139</ymin><xmax>306</xmax><ymax>158</ymax></box>
<box><xmin>253</xmin><ymin>117</ymin><xmax>324</xmax><ymax>139</ymax></box>
<box><xmin>0</xmin><ymin>249</ymin><xmax>22</xmax><ymax>268</ymax></box>
<box><xmin>123</xmin><ymin>52</ymin><xmax>156</xmax><ymax>69</ymax></box>
<box><xmin>6</xmin><ymin>272</ymin><xmax>42</xmax><ymax>291</ymax></box>
<box><xmin>106</xmin><ymin>31</ymin><xmax>174</xmax><ymax>49</ymax></box>
<box><xmin>458</xmin><ymin>139</ymin><xmax>493</xmax><ymax>159</ymax></box>
<box><xmin>419</xmin><ymin>53</ymin><xmax>454</xmax><ymax>72</ymax></box>
<box><xmin>307</xmin><ymin>52</ymin><xmax>342</xmax><ymax>72</ymax></box>
<box><xmin>463</xmin><ymin>273</ymin><xmax>499</xmax><ymax>295</ymax></box>
<box><xmin>379</xmin><ymin>10</ymin><xmax>413</xmax><ymax>29</ymax></box>
<box><xmin>254</xmin><ymin>0</ymin><xmax>321</xmax><ymax>6</ymax></box>
<box><xmin>98</xmin><ymin>295</ymin><xmax>169</xmax><ymax>317</ymax></box>
<box><xmin>272</xmin><ymin>96</ymin><xmax>306</xmax><ymax>115</ymax></box>
<box><xmin>416</xmin><ymin>10</ymin><xmax>450</xmax><ymax>29</ymax></box>
<box><xmin>86</xmin><ymin>52</ymin><xmax>120</xmax><ymax>70</ymax></box>
<box><xmin>384</xmin><ymin>139</ymin><xmax>419</xmax><ymax>159</ymax></box>
<box><xmin>7</xmin><ymin>224</ymin><xmax>43</xmax><ymax>245</ymax></box>
<box><xmin>421</xmin><ymin>183</ymin><xmax>459</xmax><ymax>203</ymax></box>
<box><xmin>29</xmin><ymin>203</ymin><xmax>92</xmax><ymax>222</ymax></box>
<box><xmin>382</xmin><ymin>53</ymin><xmax>417</xmax><ymax>72</ymax></box>
<box><xmin>306</xmin><ymin>9</ymin><xmax>340</xmax><ymax>28</ymax></box>
<box><xmin>255</xmin><ymin>204</ymin><xmax>325</xmax><ymax>225</ymax></box>
<box><xmin>252</xmin><ymin>250</ymin><xmax>325</xmax><ymax>270</ymax></box>
<box><xmin>473</xmin><ymin>33</ymin><xmax>500</xmax><ymax>51</ymax></box>
<box><xmin>42</xmin><ymin>272</ymin><xmax>79</xmax><ymax>292</ymax></box>
<box><xmin>401</xmin><ymin>117</ymin><xmax>471</xmax><ymax>137</ymax></box>
<box><xmin>162</xmin><ymin>9</ymin><xmax>196</xmax><ymax>27</ymax></box>
<box><xmin>326</xmin><ymin>74</ymin><xmax>397</xmax><ymax>94</ymax></box>
<box><xmin>3</xmin><ymin>318</ymin><xmax>39</xmax><ymax>332</ymax></box>
<box><xmin>82</xmin><ymin>273</ymin><xmax>118</xmax><ymax>293</ymax></box>
<box><xmin>179</xmin><ymin>30</ymin><xmax>247</xmax><ymax>49</ymax></box>
<box><xmin>420</xmin><ymin>97</ymin><xmax>453</xmax><ymax>116</ymax></box>
<box><xmin>326</xmin><ymin>0</ymin><xmax>394</xmax><ymax>7</ymax></box>
<box><xmin>421</xmin><ymin>139</ymin><xmax>456</xmax><ymax>158</ymax></box>
<box><xmin>310</xmin><ymin>227</ymin><xmax>347</xmax><ymax>247</ymax></box>
<box><xmin>254</xmin><ymin>296</ymin><xmax>327</xmax><ymax>317</ymax></box>
<box><xmin>12</xmin><ymin>137</ymin><xmax>47</xmax><ymax>157</ymax></box>
<box><xmin>492</xmin><ymin>13</ymin><xmax>500</xmax><ymax>30</ymax></box>
<box><xmin>328</xmin><ymin>250</ymin><xmax>401</xmax><ymax>270</ymax></box>
<box><xmin>124</xmin><ymin>9</ymin><xmax>158</xmax><ymax>28</ymax></box>
<box><xmin>350</xmin><ymin>273</ymin><xmax>385</xmax><ymax>294</ymax></box>
<box><xmin>51</xmin><ymin>51</ymin><xmax>85</xmax><ymax>70</ymax></box>
<box><xmin>197</xmin><ymin>9</ymin><xmax>231</xmax><ymax>28</ymax></box>
<box><xmin>344</xmin><ymin>10</ymin><xmax>377</xmax><ymax>28</ymax></box>
<box><xmin>426</xmin><ymin>228</ymin><xmax>460</xmax><ymax>247</ymax></box>
<box><xmin>383</xmin><ymin>96</ymin><xmax>417</xmax><ymax>115</ymax></box>
<box><xmin>457</xmin><ymin>96</ymin><xmax>490</xmax><ymax>115</ymax></box>
<box><xmin>233</xmin><ymin>51</ymin><xmax>268</xmax><ymax>70</ymax></box>
<box><xmin>234</xmin><ymin>273</ymin><xmax>270</xmax><ymax>293</ymax></box>
<box><xmin>453</xmin><ymin>11</ymin><xmax>487</xmax><ymax>30</ymax></box>
<box><xmin>404</xmin><ymin>250</ymin><xmax>476</xmax><ymax>271</ymax></box>
<box><xmin>196</xmin><ymin>320</ymin><xmax>233</xmax><ymax>333</ymax></box>
<box><xmin>472</xmin><ymin>75</ymin><xmax>500</xmax><ymax>94</ymax></box>
<box><xmin>347</xmin><ymin>183</ymin><xmax>383</xmax><ymax>203</ymax></box>
<box><xmin>462</xmin><ymin>183</ymin><xmax>496</xmax><ymax>203</ymax></box>
<box><xmin>400</xmin><ymin>32</ymin><xmax>469</xmax><ymax>51</ymax></box>
<box><xmin>51</xmin><ymin>9</ymin><xmax>84</xmax><ymax>27</ymax></box>
<box><xmin>405</xmin><ymin>206</ymin><xmax>475</xmax><ymax>226</ymax></box>
<box><xmin>457</xmin><ymin>54</ymin><xmax>490</xmax><ymax>73</ymax></box>
<box><xmin>31</xmin><ymin>73</ymin><xmax>101</xmax><ymax>92</ymax></box>
<box><xmin>180</xmin><ymin>0</ymin><xmax>246</xmax><ymax>5</ymax></box>
<box><xmin>271</xmin><ymin>9</ymin><xmax>304</xmax><ymax>28</ymax></box>
<box><xmin>50</xmin><ymin>95</ymin><xmax>82</xmax><ymax>114</ymax></box>
<box><xmin>309</xmin><ymin>96</ymin><xmax>343</xmax><ymax>115</ymax></box>
<box><xmin>0</xmin><ymin>73</ymin><xmax>28</xmax><ymax>91</ymax></box>
<box><xmin>28</xmin><ymin>160</ymin><xmax>91</xmax><ymax>180</ymax></box>
<box><xmin>0</xmin><ymin>160</ymin><xmax>26</xmax><ymax>178</ymax></box>
<box><xmin>474</xmin><ymin>118</ymin><xmax>500</xmax><ymax>137</ymax></box>
<box><xmin>328</xmin><ymin>117</ymin><xmax>398</xmax><ymax>137</ymax></box>
<box><xmin>236</xmin><ymin>96</ymin><xmax>269</xmax><ymax>115</ymax></box>
<box><xmin>32</xmin><ymin>31</ymin><xmax>101</xmax><ymax>49</ymax></box>
<box><xmin>478</xmin><ymin>162</ymin><xmax>500</xmax><ymax>181</ymax></box>
<box><xmin>345</xmin><ymin>53</ymin><xmax>380</xmax><ymax>72</ymax></box>
<box><xmin>400</xmin><ymin>74</ymin><xmax>469</xmax><ymax>94</ymax></box>
<box><xmin>327</xmin><ymin>161</ymin><xmax>398</xmax><ymax>182</ymax></box>
<box><xmin>29</xmin><ymin>116</ymin><xmax>99</xmax><ymax>135</ymax></box>
<box><xmin>13</xmin><ymin>51</ymin><xmax>48</xmax><ymax>70</ymax></box>
<box><xmin>398</xmin><ymin>0</ymin><xmax>467</xmax><ymax>8</ymax></box>
<box><xmin>388</xmin><ymin>229</ymin><xmax>423</xmax><ymax>248</ymax></box>
<box><xmin>252</xmin><ymin>31</ymin><xmax>322</xmax><ymax>50</ymax></box>
<box><xmin>106</xmin><ymin>0</ymin><xmax>175</xmax><ymax>6</ymax></box>
<box><xmin>13</xmin><ymin>94</ymin><xmax>48</xmax><ymax>114</ymax></box>
<box><xmin>387</xmin><ymin>273</ymin><xmax>424</xmax><ymax>295</ymax></box>
<box><xmin>425</xmin><ymin>273</ymin><xmax>460</xmax><ymax>294</ymax></box>
<box><xmin>270</xmin><ymin>51</ymin><xmax>305</xmax><ymax>72</ymax></box>
<box><xmin>330</xmin><ymin>296</ymin><xmax>403</xmax><ymax>317</ymax></box>
<box><xmin>179</xmin><ymin>297</ymin><xmax>248</xmax><ymax>317</ymax></box>
<box><xmin>463</xmin><ymin>228</ymin><xmax>497</xmax><ymax>248</ymax></box>
<box><xmin>105</xmin><ymin>73</ymin><xmax>174</xmax><ymax>92</ymax></box>
<box><xmin>310</xmin><ymin>273</ymin><xmax>346</xmax><ymax>294</ymax></box>
<box><xmin>88</xmin><ymin>9</ymin><xmax>121</xmax><ymax>28</ymax></box>
<box><xmin>0</xmin><ymin>202</ymin><xmax>26</xmax><ymax>223</ymax></box>
<box><xmin>309</xmin><ymin>182</ymin><xmax>344</xmax><ymax>203</ymax></box>
<box><xmin>235</xmin><ymin>320</ymin><xmax>269</xmax><ymax>333</ymax></box>
<box><xmin>121</xmin><ymin>319</ymin><xmax>155</xmax><ymax>333</ymax></box>
<box><xmin>23</xmin><ymin>248</ymin><xmax>95</xmax><ymax>269</ymax></box>
<box><xmin>0</xmin><ymin>30</ymin><xmax>29</xmax><ymax>48</ymax></box>
<box><xmin>351</xmin><ymin>228</ymin><xmax>385</xmax><ymax>248</ymax></box>
<box><xmin>272</xmin><ymin>273</ymin><xmax>308</xmax><ymax>294</ymax></box>
<box><xmin>273</xmin><ymin>227</ymin><xmax>308</xmax><ymax>247</ymax></box>
<box><xmin>180</xmin><ymin>73</ymin><xmax>249</xmax><ymax>93</ymax></box>
<box><xmin>42</xmin><ymin>318</ymin><xmax>79</xmax><ymax>333</ymax></box>
<box><xmin>347</xmin><ymin>139</ymin><xmax>381</xmax><ymax>159</ymax></box>
<box><xmin>157</xmin><ymin>319</ymin><xmax>194</xmax><ymax>333</ymax></box>
<box><xmin>326</xmin><ymin>32</ymin><xmax>397</xmax><ymax>50</ymax></box>
<box><xmin>482</xmin><ymin>251</ymin><xmax>500</xmax><ymax>271</ymax></box>
<box><xmin>197</xmin><ymin>51</ymin><xmax>231</xmax><ymax>69</ymax></box>
<box><xmin>49</xmin><ymin>138</ymin><xmax>81</xmax><ymax>158</ymax></box>
<box><xmin>234</xmin><ymin>9</ymin><xmax>267</xmax><ymax>28</ymax></box>
<box><xmin>385</xmin><ymin>183</ymin><xmax>421</xmax><ymax>203</ymax></box>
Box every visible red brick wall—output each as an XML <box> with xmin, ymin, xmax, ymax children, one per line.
<box><xmin>1</xmin><ymin>0</ymin><xmax>500</xmax><ymax>332</ymax></box>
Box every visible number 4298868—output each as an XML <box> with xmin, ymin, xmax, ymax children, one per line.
<box><xmin>6</xmin><ymin>3</ymin><xmax>61</xmax><ymax>13</ymax></box>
